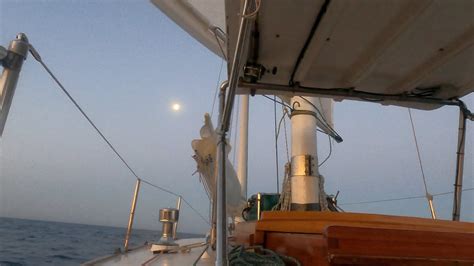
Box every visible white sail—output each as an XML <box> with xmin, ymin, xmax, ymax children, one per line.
<box><xmin>150</xmin><ymin>0</ymin><xmax>226</xmax><ymax>59</ymax></box>
<box><xmin>191</xmin><ymin>114</ymin><xmax>246</xmax><ymax>217</ymax></box>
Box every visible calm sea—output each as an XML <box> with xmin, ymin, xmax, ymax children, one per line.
<box><xmin>0</xmin><ymin>217</ymin><xmax>201</xmax><ymax>265</ymax></box>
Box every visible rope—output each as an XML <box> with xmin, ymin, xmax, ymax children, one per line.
<box><xmin>229</xmin><ymin>245</ymin><xmax>301</xmax><ymax>266</ymax></box>
<box><xmin>340</xmin><ymin>187</ymin><xmax>474</xmax><ymax>206</ymax></box>
<box><xmin>282</xmin><ymin>106</ymin><xmax>290</xmax><ymax>164</ymax></box>
<box><xmin>273</xmin><ymin>96</ymin><xmax>280</xmax><ymax>194</ymax></box>
<box><xmin>319</xmin><ymin>175</ymin><xmax>329</xmax><ymax>211</ymax></box>
<box><xmin>272</xmin><ymin>163</ymin><xmax>292</xmax><ymax>211</ymax></box>
<box><xmin>29</xmin><ymin>44</ymin><xmax>210</xmax><ymax>226</ymax></box>
<box><xmin>240</xmin><ymin>0</ymin><xmax>262</xmax><ymax>19</ymax></box>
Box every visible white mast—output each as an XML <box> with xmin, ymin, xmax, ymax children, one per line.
<box><xmin>289</xmin><ymin>96</ymin><xmax>321</xmax><ymax>211</ymax></box>
<box><xmin>236</xmin><ymin>94</ymin><xmax>249</xmax><ymax>201</ymax></box>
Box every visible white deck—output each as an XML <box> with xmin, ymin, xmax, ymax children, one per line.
<box><xmin>83</xmin><ymin>238</ymin><xmax>214</xmax><ymax>266</ymax></box>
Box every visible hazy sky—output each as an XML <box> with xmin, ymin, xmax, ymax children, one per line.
<box><xmin>0</xmin><ymin>0</ymin><xmax>472</xmax><ymax>235</ymax></box>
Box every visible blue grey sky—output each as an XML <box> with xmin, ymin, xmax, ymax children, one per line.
<box><xmin>0</xmin><ymin>0</ymin><xmax>472</xmax><ymax>234</ymax></box>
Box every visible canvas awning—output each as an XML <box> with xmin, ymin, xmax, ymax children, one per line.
<box><xmin>152</xmin><ymin>0</ymin><xmax>473</xmax><ymax>110</ymax></box>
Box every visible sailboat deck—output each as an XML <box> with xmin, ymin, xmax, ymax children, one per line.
<box><xmin>82</xmin><ymin>238</ymin><xmax>213</xmax><ymax>266</ymax></box>
<box><xmin>252</xmin><ymin>212</ymin><xmax>474</xmax><ymax>265</ymax></box>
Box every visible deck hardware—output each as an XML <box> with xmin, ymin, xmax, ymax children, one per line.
<box><xmin>291</xmin><ymin>155</ymin><xmax>315</xmax><ymax>176</ymax></box>
<box><xmin>151</xmin><ymin>208</ymin><xmax>180</xmax><ymax>253</ymax></box>
<box><xmin>243</xmin><ymin>63</ymin><xmax>265</xmax><ymax>81</ymax></box>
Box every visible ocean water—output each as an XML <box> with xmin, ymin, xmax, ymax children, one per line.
<box><xmin>0</xmin><ymin>217</ymin><xmax>200</xmax><ymax>265</ymax></box>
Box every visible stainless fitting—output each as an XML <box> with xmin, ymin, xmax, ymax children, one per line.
<box><xmin>150</xmin><ymin>208</ymin><xmax>180</xmax><ymax>253</ymax></box>
<box><xmin>290</xmin><ymin>155</ymin><xmax>315</xmax><ymax>176</ymax></box>
<box><xmin>159</xmin><ymin>208</ymin><xmax>179</xmax><ymax>243</ymax></box>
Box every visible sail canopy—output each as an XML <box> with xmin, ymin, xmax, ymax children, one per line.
<box><xmin>152</xmin><ymin>0</ymin><xmax>474</xmax><ymax>110</ymax></box>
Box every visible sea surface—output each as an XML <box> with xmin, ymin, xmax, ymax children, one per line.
<box><xmin>0</xmin><ymin>217</ymin><xmax>201</xmax><ymax>265</ymax></box>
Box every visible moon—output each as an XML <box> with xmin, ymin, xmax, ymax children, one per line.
<box><xmin>171</xmin><ymin>103</ymin><xmax>181</xmax><ymax>112</ymax></box>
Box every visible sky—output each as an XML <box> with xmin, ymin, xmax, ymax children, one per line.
<box><xmin>0</xmin><ymin>0</ymin><xmax>472</xmax><ymax>235</ymax></box>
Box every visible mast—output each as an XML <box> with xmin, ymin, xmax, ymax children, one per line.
<box><xmin>289</xmin><ymin>96</ymin><xmax>321</xmax><ymax>211</ymax></box>
<box><xmin>236</xmin><ymin>95</ymin><xmax>249</xmax><ymax>201</ymax></box>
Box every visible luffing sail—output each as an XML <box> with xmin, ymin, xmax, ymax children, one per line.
<box><xmin>191</xmin><ymin>114</ymin><xmax>246</xmax><ymax>217</ymax></box>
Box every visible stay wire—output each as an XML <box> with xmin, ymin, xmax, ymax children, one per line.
<box><xmin>211</xmin><ymin>26</ymin><xmax>227</xmax><ymax>61</ymax></box>
<box><xmin>273</xmin><ymin>96</ymin><xmax>280</xmax><ymax>194</ymax></box>
<box><xmin>340</xmin><ymin>188</ymin><xmax>474</xmax><ymax>206</ymax></box>
<box><xmin>181</xmin><ymin>197</ymin><xmax>211</xmax><ymax>225</ymax></box>
<box><xmin>29</xmin><ymin>47</ymin><xmax>140</xmax><ymax>180</ymax></box>
<box><xmin>318</xmin><ymin>134</ymin><xmax>332</xmax><ymax>167</ymax></box>
<box><xmin>408</xmin><ymin>108</ymin><xmax>432</xmax><ymax>197</ymax></box>
<box><xmin>275</xmin><ymin>107</ymin><xmax>291</xmax><ymax>164</ymax></box>
<box><xmin>282</xmin><ymin>106</ymin><xmax>290</xmax><ymax>164</ymax></box>
<box><xmin>29</xmin><ymin>45</ymin><xmax>210</xmax><ymax>226</ymax></box>
<box><xmin>144</xmin><ymin>177</ymin><xmax>210</xmax><ymax>225</ymax></box>
<box><xmin>140</xmin><ymin>179</ymin><xmax>180</xmax><ymax>198</ymax></box>
<box><xmin>210</xmin><ymin>59</ymin><xmax>224</xmax><ymax>119</ymax></box>
<box><xmin>261</xmin><ymin>94</ymin><xmax>293</xmax><ymax>110</ymax></box>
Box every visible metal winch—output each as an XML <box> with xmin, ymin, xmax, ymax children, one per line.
<box><xmin>150</xmin><ymin>208</ymin><xmax>180</xmax><ymax>253</ymax></box>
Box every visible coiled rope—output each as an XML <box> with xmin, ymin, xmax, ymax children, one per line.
<box><xmin>229</xmin><ymin>245</ymin><xmax>301</xmax><ymax>266</ymax></box>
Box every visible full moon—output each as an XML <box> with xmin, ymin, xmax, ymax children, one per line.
<box><xmin>172</xmin><ymin>103</ymin><xmax>181</xmax><ymax>111</ymax></box>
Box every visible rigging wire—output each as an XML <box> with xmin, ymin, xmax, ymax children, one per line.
<box><xmin>408</xmin><ymin>108</ymin><xmax>431</xmax><ymax>196</ymax></box>
<box><xmin>298</xmin><ymin>96</ymin><xmax>342</xmax><ymax>142</ymax></box>
<box><xmin>210</xmin><ymin>59</ymin><xmax>224</xmax><ymax>119</ymax></box>
<box><xmin>340</xmin><ymin>187</ymin><xmax>474</xmax><ymax>206</ymax></box>
<box><xmin>232</xmin><ymin>96</ymin><xmax>240</xmax><ymax>165</ymax></box>
<box><xmin>29</xmin><ymin>45</ymin><xmax>210</xmax><ymax>226</ymax></box>
<box><xmin>408</xmin><ymin>108</ymin><xmax>436</xmax><ymax>218</ymax></box>
<box><xmin>141</xmin><ymin>179</ymin><xmax>210</xmax><ymax>225</ymax></box>
<box><xmin>273</xmin><ymin>96</ymin><xmax>280</xmax><ymax>194</ymax></box>
<box><xmin>261</xmin><ymin>94</ymin><xmax>293</xmax><ymax>110</ymax></box>
<box><xmin>282</xmin><ymin>106</ymin><xmax>291</xmax><ymax>164</ymax></box>
<box><xmin>211</xmin><ymin>26</ymin><xmax>227</xmax><ymax>61</ymax></box>
<box><xmin>275</xmin><ymin>107</ymin><xmax>290</xmax><ymax>163</ymax></box>
<box><xmin>275</xmin><ymin>108</ymin><xmax>289</xmax><ymax>140</ymax></box>
<box><xmin>318</xmin><ymin>134</ymin><xmax>332</xmax><ymax>167</ymax></box>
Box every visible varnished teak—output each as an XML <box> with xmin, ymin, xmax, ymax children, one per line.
<box><xmin>233</xmin><ymin>212</ymin><xmax>474</xmax><ymax>265</ymax></box>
